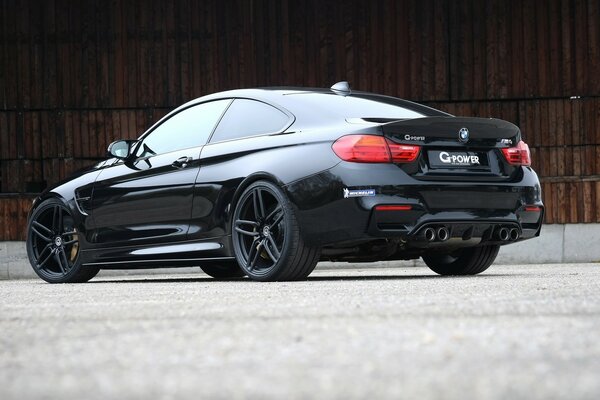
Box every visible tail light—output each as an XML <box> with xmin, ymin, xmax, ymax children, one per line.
<box><xmin>388</xmin><ymin>142</ymin><xmax>421</xmax><ymax>163</ymax></box>
<box><xmin>332</xmin><ymin>135</ymin><xmax>390</xmax><ymax>163</ymax></box>
<box><xmin>332</xmin><ymin>135</ymin><xmax>420</xmax><ymax>163</ymax></box>
<box><xmin>501</xmin><ymin>141</ymin><xmax>531</xmax><ymax>166</ymax></box>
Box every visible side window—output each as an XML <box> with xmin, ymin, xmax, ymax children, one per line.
<box><xmin>136</xmin><ymin>99</ymin><xmax>230</xmax><ymax>157</ymax></box>
<box><xmin>210</xmin><ymin>99</ymin><xmax>290</xmax><ymax>143</ymax></box>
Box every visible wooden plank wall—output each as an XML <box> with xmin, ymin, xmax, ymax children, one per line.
<box><xmin>1</xmin><ymin>0</ymin><xmax>599</xmax><ymax>240</ymax></box>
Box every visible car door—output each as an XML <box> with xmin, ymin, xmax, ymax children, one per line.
<box><xmin>88</xmin><ymin>99</ymin><xmax>232</xmax><ymax>247</ymax></box>
<box><xmin>188</xmin><ymin>98</ymin><xmax>294</xmax><ymax>240</ymax></box>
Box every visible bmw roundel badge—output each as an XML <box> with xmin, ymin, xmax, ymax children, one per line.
<box><xmin>458</xmin><ymin>127</ymin><xmax>469</xmax><ymax>143</ymax></box>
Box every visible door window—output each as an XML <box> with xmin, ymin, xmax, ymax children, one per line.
<box><xmin>136</xmin><ymin>99</ymin><xmax>231</xmax><ymax>157</ymax></box>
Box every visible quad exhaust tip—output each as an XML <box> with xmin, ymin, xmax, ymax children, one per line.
<box><xmin>420</xmin><ymin>225</ymin><xmax>518</xmax><ymax>243</ymax></box>
<box><xmin>424</xmin><ymin>227</ymin><xmax>436</xmax><ymax>242</ymax></box>
<box><xmin>497</xmin><ymin>227</ymin><xmax>520</xmax><ymax>242</ymax></box>
<box><xmin>423</xmin><ymin>226</ymin><xmax>450</xmax><ymax>242</ymax></box>
<box><xmin>498</xmin><ymin>227</ymin><xmax>510</xmax><ymax>241</ymax></box>
<box><xmin>437</xmin><ymin>227</ymin><xmax>450</xmax><ymax>242</ymax></box>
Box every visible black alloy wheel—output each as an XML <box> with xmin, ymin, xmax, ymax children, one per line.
<box><xmin>26</xmin><ymin>198</ymin><xmax>99</xmax><ymax>283</ymax></box>
<box><xmin>232</xmin><ymin>181</ymin><xmax>320</xmax><ymax>281</ymax></box>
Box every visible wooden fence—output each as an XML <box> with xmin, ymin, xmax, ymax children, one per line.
<box><xmin>1</xmin><ymin>0</ymin><xmax>599</xmax><ymax>240</ymax></box>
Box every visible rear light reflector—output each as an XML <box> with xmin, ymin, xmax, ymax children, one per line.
<box><xmin>501</xmin><ymin>141</ymin><xmax>531</xmax><ymax>166</ymax></box>
<box><xmin>332</xmin><ymin>135</ymin><xmax>420</xmax><ymax>163</ymax></box>
<box><xmin>375</xmin><ymin>205</ymin><xmax>412</xmax><ymax>211</ymax></box>
<box><xmin>524</xmin><ymin>206</ymin><xmax>541</xmax><ymax>212</ymax></box>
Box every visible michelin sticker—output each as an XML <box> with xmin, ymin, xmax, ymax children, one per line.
<box><xmin>343</xmin><ymin>188</ymin><xmax>376</xmax><ymax>198</ymax></box>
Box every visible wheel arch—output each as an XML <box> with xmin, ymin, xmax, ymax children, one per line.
<box><xmin>229</xmin><ymin>172</ymin><xmax>286</xmax><ymax>220</ymax></box>
<box><xmin>29</xmin><ymin>192</ymin><xmax>69</xmax><ymax>222</ymax></box>
<box><xmin>28</xmin><ymin>192</ymin><xmax>90</xmax><ymax>242</ymax></box>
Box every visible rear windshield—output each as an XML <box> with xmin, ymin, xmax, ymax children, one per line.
<box><xmin>285</xmin><ymin>92</ymin><xmax>427</xmax><ymax>119</ymax></box>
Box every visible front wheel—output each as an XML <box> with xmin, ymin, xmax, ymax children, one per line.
<box><xmin>422</xmin><ymin>245</ymin><xmax>500</xmax><ymax>276</ymax></box>
<box><xmin>26</xmin><ymin>198</ymin><xmax>100</xmax><ymax>283</ymax></box>
<box><xmin>232</xmin><ymin>180</ymin><xmax>320</xmax><ymax>281</ymax></box>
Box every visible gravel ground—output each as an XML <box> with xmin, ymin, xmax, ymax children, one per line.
<box><xmin>1</xmin><ymin>263</ymin><xmax>599</xmax><ymax>400</ymax></box>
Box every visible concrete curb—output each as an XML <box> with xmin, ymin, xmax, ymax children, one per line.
<box><xmin>496</xmin><ymin>223</ymin><xmax>600</xmax><ymax>264</ymax></box>
<box><xmin>2</xmin><ymin>223</ymin><xmax>599</xmax><ymax>280</ymax></box>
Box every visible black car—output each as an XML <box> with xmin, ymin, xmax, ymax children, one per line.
<box><xmin>26</xmin><ymin>82</ymin><xmax>543</xmax><ymax>283</ymax></box>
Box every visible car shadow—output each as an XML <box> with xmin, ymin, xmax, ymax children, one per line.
<box><xmin>306</xmin><ymin>273</ymin><xmax>513</xmax><ymax>281</ymax></box>
<box><xmin>90</xmin><ymin>273</ymin><xmax>515</xmax><ymax>284</ymax></box>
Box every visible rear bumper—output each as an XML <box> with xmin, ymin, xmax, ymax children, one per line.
<box><xmin>285</xmin><ymin>162</ymin><xmax>543</xmax><ymax>248</ymax></box>
<box><xmin>368</xmin><ymin>210</ymin><xmax>542</xmax><ymax>241</ymax></box>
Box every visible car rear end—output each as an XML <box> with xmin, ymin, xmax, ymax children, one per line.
<box><xmin>278</xmin><ymin>90</ymin><xmax>543</xmax><ymax>262</ymax></box>
<box><xmin>326</xmin><ymin>116</ymin><xmax>543</xmax><ymax>251</ymax></box>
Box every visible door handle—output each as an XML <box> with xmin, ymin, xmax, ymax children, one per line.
<box><xmin>172</xmin><ymin>156</ymin><xmax>193</xmax><ymax>168</ymax></box>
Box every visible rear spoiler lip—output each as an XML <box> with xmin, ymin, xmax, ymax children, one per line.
<box><xmin>381</xmin><ymin>116</ymin><xmax>521</xmax><ymax>141</ymax></box>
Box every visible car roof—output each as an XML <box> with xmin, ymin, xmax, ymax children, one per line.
<box><xmin>140</xmin><ymin>86</ymin><xmax>451</xmax><ymax>141</ymax></box>
<box><xmin>174</xmin><ymin>87</ymin><xmax>449</xmax><ymax>120</ymax></box>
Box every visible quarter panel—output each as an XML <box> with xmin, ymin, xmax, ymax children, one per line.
<box><xmin>188</xmin><ymin>135</ymin><xmax>342</xmax><ymax>240</ymax></box>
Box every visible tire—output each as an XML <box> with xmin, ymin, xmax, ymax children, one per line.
<box><xmin>422</xmin><ymin>245</ymin><xmax>500</xmax><ymax>276</ymax></box>
<box><xmin>231</xmin><ymin>180</ymin><xmax>320</xmax><ymax>281</ymax></box>
<box><xmin>200</xmin><ymin>262</ymin><xmax>246</xmax><ymax>279</ymax></box>
<box><xmin>26</xmin><ymin>198</ymin><xmax>100</xmax><ymax>283</ymax></box>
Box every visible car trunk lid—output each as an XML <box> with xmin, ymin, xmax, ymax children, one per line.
<box><xmin>381</xmin><ymin>116</ymin><xmax>522</xmax><ymax>181</ymax></box>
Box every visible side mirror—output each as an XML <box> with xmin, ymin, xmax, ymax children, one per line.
<box><xmin>107</xmin><ymin>140</ymin><xmax>132</xmax><ymax>159</ymax></box>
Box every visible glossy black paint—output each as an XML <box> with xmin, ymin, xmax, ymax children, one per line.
<box><xmin>90</xmin><ymin>148</ymin><xmax>200</xmax><ymax>246</ymax></box>
<box><xmin>285</xmin><ymin>163</ymin><xmax>542</xmax><ymax>246</ymax></box>
<box><xmin>28</xmin><ymin>87</ymin><xmax>543</xmax><ymax>270</ymax></box>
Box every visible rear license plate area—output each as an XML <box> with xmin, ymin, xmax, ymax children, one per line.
<box><xmin>428</xmin><ymin>150</ymin><xmax>490</xmax><ymax>170</ymax></box>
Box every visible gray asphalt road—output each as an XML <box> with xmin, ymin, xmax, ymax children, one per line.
<box><xmin>1</xmin><ymin>263</ymin><xmax>600</xmax><ymax>400</ymax></box>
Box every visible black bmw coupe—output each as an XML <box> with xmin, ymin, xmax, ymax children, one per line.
<box><xmin>26</xmin><ymin>82</ymin><xmax>543</xmax><ymax>283</ymax></box>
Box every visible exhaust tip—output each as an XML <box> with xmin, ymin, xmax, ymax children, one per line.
<box><xmin>498</xmin><ymin>227</ymin><xmax>510</xmax><ymax>241</ymax></box>
<box><xmin>509</xmin><ymin>228</ymin><xmax>520</xmax><ymax>241</ymax></box>
<box><xmin>424</xmin><ymin>227</ymin><xmax>436</xmax><ymax>242</ymax></box>
<box><xmin>437</xmin><ymin>227</ymin><xmax>450</xmax><ymax>242</ymax></box>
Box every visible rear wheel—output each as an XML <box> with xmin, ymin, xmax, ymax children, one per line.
<box><xmin>26</xmin><ymin>198</ymin><xmax>99</xmax><ymax>283</ymax></box>
<box><xmin>422</xmin><ymin>245</ymin><xmax>500</xmax><ymax>276</ymax></box>
<box><xmin>200</xmin><ymin>262</ymin><xmax>246</xmax><ymax>279</ymax></box>
<box><xmin>232</xmin><ymin>180</ymin><xmax>320</xmax><ymax>281</ymax></box>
